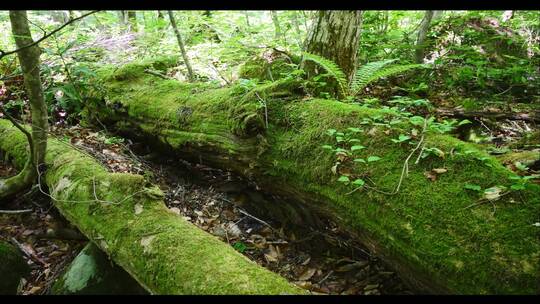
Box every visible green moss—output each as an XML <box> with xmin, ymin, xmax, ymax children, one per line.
<box><xmin>79</xmin><ymin>60</ymin><xmax>540</xmax><ymax>294</ymax></box>
<box><xmin>0</xmin><ymin>119</ymin><xmax>305</xmax><ymax>295</ymax></box>
<box><xmin>0</xmin><ymin>241</ymin><xmax>30</xmax><ymax>294</ymax></box>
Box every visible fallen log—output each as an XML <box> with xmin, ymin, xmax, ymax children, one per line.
<box><xmin>0</xmin><ymin>119</ymin><xmax>305</xmax><ymax>295</ymax></box>
<box><xmin>80</xmin><ymin>58</ymin><xmax>540</xmax><ymax>294</ymax></box>
<box><xmin>435</xmin><ymin>108</ymin><xmax>540</xmax><ymax>123</ymax></box>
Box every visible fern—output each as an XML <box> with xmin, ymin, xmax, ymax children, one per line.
<box><xmin>351</xmin><ymin>60</ymin><xmax>427</xmax><ymax>95</ymax></box>
<box><xmin>302</xmin><ymin>52</ymin><xmax>349</xmax><ymax>96</ymax></box>
<box><xmin>301</xmin><ymin>53</ymin><xmax>428</xmax><ymax>99</ymax></box>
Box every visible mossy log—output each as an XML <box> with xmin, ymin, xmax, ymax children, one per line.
<box><xmin>80</xmin><ymin>59</ymin><xmax>540</xmax><ymax>294</ymax></box>
<box><xmin>0</xmin><ymin>119</ymin><xmax>305</xmax><ymax>295</ymax></box>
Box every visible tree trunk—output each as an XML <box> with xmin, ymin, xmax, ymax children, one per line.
<box><xmin>0</xmin><ymin>10</ymin><xmax>48</xmax><ymax>201</ymax></box>
<box><xmin>270</xmin><ymin>11</ymin><xmax>283</xmax><ymax>42</ymax></box>
<box><xmin>243</xmin><ymin>11</ymin><xmax>250</xmax><ymax>28</ymax></box>
<box><xmin>291</xmin><ymin>11</ymin><xmax>304</xmax><ymax>50</ymax></box>
<box><xmin>118</xmin><ymin>11</ymin><xmax>127</xmax><ymax>25</ymax></box>
<box><xmin>414</xmin><ymin>11</ymin><xmax>435</xmax><ymax>64</ymax></box>
<box><xmin>167</xmin><ymin>11</ymin><xmax>195</xmax><ymax>82</ymax></box>
<box><xmin>305</xmin><ymin>10</ymin><xmax>363</xmax><ymax>82</ymax></box>
<box><xmin>0</xmin><ymin>119</ymin><xmax>305</xmax><ymax>295</ymax></box>
<box><xmin>127</xmin><ymin>11</ymin><xmax>138</xmax><ymax>32</ymax></box>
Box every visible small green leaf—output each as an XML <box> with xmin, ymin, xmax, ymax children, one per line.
<box><xmin>336</xmin><ymin>136</ymin><xmax>344</xmax><ymax>142</ymax></box>
<box><xmin>458</xmin><ymin>119</ymin><xmax>472</xmax><ymax>126</ymax></box>
<box><xmin>232</xmin><ymin>242</ymin><xmax>247</xmax><ymax>253</ymax></box>
<box><xmin>391</xmin><ymin>134</ymin><xmax>411</xmax><ymax>143</ymax></box>
<box><xmin>347</xmin><ymin>127</ymin><xmax>362</xmax><ymax>133</ymax></box>
<box><xmin>351</xmin><ymin>145</ymin><xmax>366</xmax><ymax>152</ymax></box>
<box><xmin>337</xmin><ymin>176</ymin><xmax>350</xmax><ymax>183</ymax></box>
<box><xmin>322</xmin><ymin>145</ymin><xmax>333</xmax><ymax>150</ymax></box>
<box><xmin>511</xmin><ymin>184</ymin><xmax>526</xmax><ymax>191</ymax></box>
<box><xmin>409</xmin><ymin>116</ymin><xmax>424</xmax><ymax>126</ymax></box>
<box><xmin>367</xmin><ymin>156</ymin><xmax>381</xmax><ymax>162</ymax></box>
<box><xmin>352</xmin><ymin>179</ymin><xmax>365</xmax><ymax>186</ymax></box>
<box><xmin>464</xmin><ymin>183</ymin><xmax>481</xmax><ymax>191</ymax></box>
<box><xmin>354</xmin><ymin>158</ymin><xmax>366</xmax><ymax>163</ymax></box>
<box><xmin>326</xmin><ymin>129</ymin><xmax>337</xmax><ymax>136</ymax></box>
<box><xmin>514</xmin><ymin>162</ymin><xmax>529</xmax><ymax>171</ymax></box>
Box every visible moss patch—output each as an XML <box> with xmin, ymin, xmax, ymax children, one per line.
<box><xmin>81</xmin><ymin>59</ymin><xmax>540</xmax><ymax>294</ymax></box>
<box><xmin>0</xmin><ymin>119</ymin><xmax>305</xmax><ymax>295</ymax></box>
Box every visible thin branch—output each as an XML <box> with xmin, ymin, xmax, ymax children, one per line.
<box><xmin>0</xmin><ymin>10</ymin><xmax>100</xmax><ymax>60</ymax></box>
<box><xmin>0</xmin><ymin>209</ymin><xmax>33</xmax><ymax>214</ymax></box>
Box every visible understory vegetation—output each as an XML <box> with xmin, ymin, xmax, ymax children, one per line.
<box><xmin>0</xmin><ymin>10</ymin><xmax>539</xmax><ymax>295</ymax></box>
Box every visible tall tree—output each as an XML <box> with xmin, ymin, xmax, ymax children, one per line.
<box><xmin>304</xmin><ymin>10</ymin><xmax>363</xmax><ymax>82</ymax></box>
<box><xmin>0</xmin><ymin>11</ymin><xmax>49</xmax><ymax>201</ymax></box>
<box><xmin>127</xmin><ymin>11</ymin><xmax>138</xmax><ymax>31</ymax></box>
<box><xmin>270</xmin><ymin>11</ymin><xmax>283</xmax><ymax>41</ymax></box>
<box><xmin>414</xmin><ymin>10</ymin><xmax>435</xmax><ymax>64</ymax></box>
<box><xmin>167</xmin><ymin>11</ymin><xmax>194</xmax><ymax>82</ymax></box>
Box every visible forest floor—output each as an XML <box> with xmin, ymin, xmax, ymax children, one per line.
<box><xmin>0</xmin><ymin>100</ymin><xmax>537</xmax><ymax>294</ymax></box>
<box><xmin>0</xmin><ymin>123</ymin><xmax>412</xmax><ymax>295</ymax></box>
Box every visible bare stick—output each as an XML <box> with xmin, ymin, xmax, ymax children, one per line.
<box><xmin>0</xmin><ymin>209</ymin><xmax>33</xmax><ymax>214</ymax></box>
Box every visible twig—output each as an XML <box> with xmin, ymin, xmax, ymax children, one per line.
<box><xmin>318</xmin><ymin>270</ymin><xmax>334</xmax><ymax>285</ymax></box>
<box><xmin>0</xmin><ymin>209</ymin><xmax>33</xmax><ymax>214</ymax></box>
<box><xmin>237</xmin><ymin>209</ymin><xmax>275</xmax><ymax>230</ymax></box>
<box><xmin>144</xmin><ymin>69</ymin><xmax>172</xmax><ymax>80</ymax></box>
<box><xmin>392</xmin><ymin>116</ymin><xmax>429</xmax><ymax>194</ymax></box>
<box><xmin>10</xmin><ymin>237</ymin><xmax>46</xmax><ymax>266</ymax></box>
<box><xmin>0</xmin><ymin>10</ymin><xmax>100</xmax><ymax>60</ymax></box>
<box><xmin>463</xmin><ymin>191</ymin><xmax>512</xmax><ymax>209</ymax></box>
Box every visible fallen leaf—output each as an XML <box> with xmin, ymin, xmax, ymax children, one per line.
<box><xmin>298</xmin><ymin>268</ymin><xmax>317</xmax><ymax>281</ymax></box>
<box><xmin>424</xmin><ymin>171</ymin><xmax>437</xmax><ymax>181</ymax></box>
<box><xmin>134</xmin><ymin>204</ymin><xmax>143</xmax><ymax>215</ymax></box>
<box><xmin>432</xmin><ymin>168</ymin><xmax>447</xmax><ymax>174</ymax></box>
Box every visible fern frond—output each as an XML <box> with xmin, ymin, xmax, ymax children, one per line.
<box><xmin>351</xmin><ymin>61</ymin><xmax>427</xmax><ymax>95</ymax></box>
<box><xmin>302</xmin><ymin>52</ymin><xmax>348</xmax><ymax>96</ymax></box>
<box><xmin>350</xmin><ymin>59</ymin><xmax>397</xmax><ymax>92</ymax></box>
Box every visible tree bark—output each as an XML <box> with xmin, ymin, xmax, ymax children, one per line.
<box><xmin>270</xmin><ymin>11</ymin><xmax>283</xmax><ymax>42</ymax></box>
<box><xmin>0</xmin><ymin>10</ymin><xmax>48</xmax><ymax>201</ymax></box>
<box><xmin>414</xmin><ymin>11</ymin><xmax>435</xmax><ymax>64</ymax></box>
<box><xmin>78</xmin><ymin>59</ymin><xmax>540</xmax><ymax>294</ymax></box>
<box><xmin>167</xmin><ymin>11</ymin><xmax>195</xmax><ymax>82</ymax></box>
<box><xmin>127</xmin><ymin>11</ymin><xmax>138</xmax><ymax>32</ymax></box>
<box><xmin>0</xmin><ymin>119</ymin><xmax>305</xmax><ymax>295</ymax></box>
<box><xmin>305</xmin><ymin>10</ymin><xmax>363</xmax><ymax>82</ymax></box>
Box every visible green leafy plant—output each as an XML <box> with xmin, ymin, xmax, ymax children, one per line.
<box><xmin>350</xmin><ymin>60</ymin><xmax>427</xmax><ymax>95</ymax></box>
<box><xmin>302</xmin><ymin>52</ymin><xmax>428</xmax><ymax>99</ymax></box>
<box><xmin>232</xmin><ymin>241</ymin><xmax>247</xmax><ymax>253</ymax></box>
<box><xmin>302</xmin><ymin>52</ymin><xmax>348</xmax><ymax>97</ymax></box>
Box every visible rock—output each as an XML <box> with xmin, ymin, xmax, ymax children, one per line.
<box><xmin>0</xmin><ymin>241</ymin><xmax>30</xmax><ymax>294</ymax></box>
<box><xmin>51</xmin><ymin>242</ymin><xmax>147</xmax><ymax>295</ymax></box>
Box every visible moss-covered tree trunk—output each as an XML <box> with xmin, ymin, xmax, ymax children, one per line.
<box><xmin>0</xmin><ymin>10</ymin><xmax>49</xmax><ymax>201</ymax></box>
<box><xmin>0</xmin><ymin>119</ymin><xmax>305</xmax><ymax>295</ymax></box>
<box><xmin>305</xmin><ymin>10</ymin><xmax>363</xmax><ymax>82</ymax></box>
<box><xmin>79</xmin><ymin>59</ymin><xmax>540</xmax><ymax>294</ymax></box>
